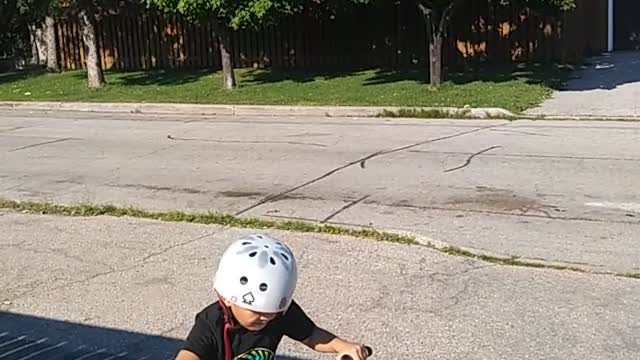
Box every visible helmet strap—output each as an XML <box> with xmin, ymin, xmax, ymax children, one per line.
<box><xmin>217</xmin><ymin>296</ymin><xmax>234</xmax><ymax>360</ymax></box>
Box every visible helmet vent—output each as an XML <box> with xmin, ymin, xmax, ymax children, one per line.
<box><xmin>249</xmin><ymin>251</ymin><xmax>257</xmax><ymax>257</ymax></box>
<box><xmin>242</xmin><ymin>241</ymin><xmax>252</xmax><ymax>245</ymax></box>
<box><xmin>259</xmin><ymin>283</ymin><xmax>268</xmax><ymax>291</ymax></box>
<box><xmin>240</xmin><ymin>276</ymin><xmax>248</xmax><ymax>285</ymax></box>
<box><xmin>270</xmin><ymin>257</ymin><xmax>276</xmax><ymax>265</ymax></box>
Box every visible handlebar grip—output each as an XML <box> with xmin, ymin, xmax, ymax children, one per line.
<box><xmin>339</xmin><ymin>346</ymin><xmax>373</xmax><ymax>360</ymax></box>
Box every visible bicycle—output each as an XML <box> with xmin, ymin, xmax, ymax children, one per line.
<box><xmin>339</xmin><ymin>346</ymin><xmax>373</xmax><ymax>360</ymax></box>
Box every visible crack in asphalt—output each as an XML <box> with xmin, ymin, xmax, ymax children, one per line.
<box><xmin>2</xmin><ymin>229</ymin><xmax>225</xmax><ymax>304</ymax></box>
<box><xmin>263</xmin><ymin>200</ymin><xmax>639</xmax><ymax>226</ymax></box>
<box><xmin>235</xmin><ymin>123</ymin><xmax>506</xmax><ymax>216</ymax></box>
<box><xmin>321</xmin><ymin>195</ymin><xmax>371</xmax><ymax>223</ymax></box>
<box><xmin>375</xmin><ymin>201</ymin><xmax>640</xmax><ymax>225</ymax></box>
<box><xmin>140</xmin><ymin>229</ymin><xmax>223</xmax><ymax>263</ymax></box>
<box><xmin>167</xmin><ymin>134</ymin><xmax>329</xmax><ymax>148</ymax></box>
<box><xmin>444</xmin><ymin>145</ymin><xmax>501</xmax><ymax>173</ymax></box>
<box><xmin>409</xmin><ymin>149</ymin><xmax>640</xmax><ymax>162</ymax></box>
<box><xmin>0</xmin><ymin>126</ymin><xmax>26</xmax><ymax>134</ymax></box>
<box><xmin>490</xmin><ymin>128</ymin><xmax>551</xmax><ymax>137</ymax></box>
<box><xmin>8</xmin><ymin>137</ymin><xmax>74</xmax><ymax>152</ymax></box>
<box><xmin>1</xmin><ymin>244</ymin><xmax>116</xmax><ymax>274</ymax></box>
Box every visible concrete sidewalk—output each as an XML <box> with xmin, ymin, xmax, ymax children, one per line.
<box><xmin>527</xmin><ymin>51</ymin><xmax>640</xmax><ymax>118</ymax></box>
<box><xmin>1</xmin><ymin>212</ymin><xmax>639</xmax><ymax>360</ymax></box>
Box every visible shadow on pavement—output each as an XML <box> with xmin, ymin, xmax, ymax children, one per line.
<box><xmin>560</xmin><ymin>51</ymin><xmax>640</xmax><ymax>91</ymax></box>
<box><xmin>0</xmin><ymin>311</ymin><xmax>312</xmax><ymax>360</ymax></box>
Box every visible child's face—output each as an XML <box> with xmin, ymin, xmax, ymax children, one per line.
<box><xmin>227</xmin><ymin>302</ymin><xmax>279</xmax><ymax>331</ymax></box>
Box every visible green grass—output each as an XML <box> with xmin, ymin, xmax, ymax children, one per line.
<box><xmin>0</xmin><ymin>198</ymin><xmax>417</xmax><ymax>245</ymax></box>
<box><xmin>0</xmin><ymin>63</ymin><xmax>571</xmax><ymax>112</ymax></box>
<box><xmin>1</xmin><ymin>198</ymin><xmax>638</xmax><ymax>280</ymax></box>
<box><xmin>621</xmin><ymin>273</ymin><xmax>640</xmax><ymax>279</ymax></box>
<box><xmin>441</xmin><ymin>246</ymin><xmax>583</xmax><ymax>272</ymax></box>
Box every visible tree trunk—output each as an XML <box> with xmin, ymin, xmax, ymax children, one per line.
<box><xmin>429</xmin><ymin>34</ymin><xmax>443</xmax><ymax>87</ymax></box>
<box><xmin>78</xmin><ymin>8</ymin><xmax>105</xmax><ymax>89</ymax></box>
<box><xmin>28</xmin><ymin>24</ymin><xmax>47</xmax><ymax>65</ymax></box>
<box><xmin>45</xmin><ymin>16</ymin><xmax>60</xmax><ymax>72</ymax></box>
<box><xmin>29</xmin><ymin>25</ymin><xmax>40</xmax><ymax>65</ymax></box>
<box><xmin>419</xmin><ymin>1</ymin><xmax>457</xmax><ymax>87</ymax></box>
<box><xmin>213</xmin><ymin>20</ymin><xmax>236</xmax><ymax>90</ymax></box>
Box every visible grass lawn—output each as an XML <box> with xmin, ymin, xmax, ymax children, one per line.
<box><xmin>0</xmin><ymin>64</ymin><xmax>570</xmax><ymax>113</ymax></box>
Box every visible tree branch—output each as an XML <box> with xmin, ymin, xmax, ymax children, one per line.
<box><xmin>437</xmin><ymin>0</ymin><xmax>458</xmax><ymax>36</ymax></box>
<box><xmin>417</xmin><ymin>1</ymin><xmax>432</xmax><ymax>17</ymax></box>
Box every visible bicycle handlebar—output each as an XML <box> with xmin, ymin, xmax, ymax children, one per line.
<box><xmin>339</xmin><ymin>345</ymin><xmax>373</xmax><ymax>360</ymax></box>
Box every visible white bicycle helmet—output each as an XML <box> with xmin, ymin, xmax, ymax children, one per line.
<box><xmin>213</xmin><ymin>234</ymin><xmax>298</xmax><ymax>313</ymax></box>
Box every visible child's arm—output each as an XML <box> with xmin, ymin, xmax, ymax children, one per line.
<box><xmin>301</xmin><ymin>326</ymin><xmax>368</xmax><ymax>359</ymax></box>
<box><xmin>175</xmin><ymin>350</ymin><xmax>201</xmax><ymax>360</ymax></box>
<box><xmin>281</xmin><ymin>300</ymin><xmax>369</xmax><ymax>359</ymax></box>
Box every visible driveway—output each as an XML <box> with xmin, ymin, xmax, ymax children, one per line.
<box><xmin>2</xmin><ymin>212</ymin><xmax>639</xmax><ymax>360</ymax></box>
<box><xmin>527</xmin><ymin>51</ymin><xmax>640</xmax><ymax>117</ymax></box>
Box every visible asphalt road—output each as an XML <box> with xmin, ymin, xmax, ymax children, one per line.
<box><xmin>1</xmin><ymin>110</ymin><xmax>639</xmax><ymax>273</ymax></box>
<box><xmin>1</xmin><ymin>212</ymin><xmax>638</xmax><ymax>360</ymax></box>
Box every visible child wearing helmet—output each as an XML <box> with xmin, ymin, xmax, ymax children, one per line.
<box><xmin>175</xmin><ymin>234</ymin><xmax>370</xmax><ymax>360</ymax></box>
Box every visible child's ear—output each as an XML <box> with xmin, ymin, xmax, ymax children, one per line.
<box><xmin>222</xmin><ymin>298</ymin><xmax>233</xmax><ymax>307</ymax></box>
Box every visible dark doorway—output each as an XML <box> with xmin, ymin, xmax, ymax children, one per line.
<box><xmin>614</xmin><ymin>0</ymin><xmax>640</xmax><ymax>50</ymax></box>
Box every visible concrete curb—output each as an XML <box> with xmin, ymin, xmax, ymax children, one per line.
<box><xmin>0</xmin><ymin>101</ymin><xmax>517</xmax><ymax>119</ymax></box>
<box><xmin>536</xmin><ymin>114</ymin><xmax>640</xmax><ymax>121</ymax></box>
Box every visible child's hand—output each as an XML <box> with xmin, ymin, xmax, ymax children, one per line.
<box><xmin>300</xmin><ymin>326</ymin><xmax>370</xmax><ymax>359</ymax></box>
<box><xmin>335</xmin><ymin>341</ymin><xmax>369</xmax><ymax>360</ymax></box>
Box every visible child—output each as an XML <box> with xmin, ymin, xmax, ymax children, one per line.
<box><xmin>175</xmin><ymin>234</ymin><xmax>370</xmax><ymax>360</ymax></box>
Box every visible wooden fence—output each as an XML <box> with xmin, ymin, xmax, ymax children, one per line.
<box><xmin>54</xmin><ymin>0</ymin><xmax>608</xmax><ymax>71</ymax></box>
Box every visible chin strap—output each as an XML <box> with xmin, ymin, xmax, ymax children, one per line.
<box><xmin>218</xmin><ymin>297</ymin><xmax>233</xmax><ymax>360</ymax></box>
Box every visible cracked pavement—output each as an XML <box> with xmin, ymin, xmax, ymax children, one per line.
<box><xmin>1</xmin><ymin>212</ymin><xmax>639</xmax><ymax>359</ymax></box>
<box><xmin>1</xmin><ymin>110</ymin><xmax>640</xmax><ymax>273</ymax></box>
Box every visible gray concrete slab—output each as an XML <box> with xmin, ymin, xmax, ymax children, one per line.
<box><xmin>1</xmin><ymin>213</ymin><xmax>638</xmax><ymax>360</ymax></box>
<box><xmin>1</xmin><ymin>111</ymin><xmax>639</xmax><ymax>273</ymax></box>
<box><xmin>527</xmin><ymin>51</ymin><xmax>640</xmax><ymax>117</ymax></box>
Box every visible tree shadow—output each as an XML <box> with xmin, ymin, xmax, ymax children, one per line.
<box><xmin>0</xmin><ymin>311</ymin><xmax>314</xmax><ymax>360</ymax></box>
<box><xmin>111</xmin><ymin>69</ymin><xmax>213</xmax><ymax>86</ymax></box>
<box><xmin>446</xmin><ymin>62</ymin><xmax>573</xmax><ymax>90</ymax></box>
<box><xmin>553</xmin><ymin>51</ymin><xmax>640</xmax><ymax>91</ymax></box>
<box><xmin>0</xmin><ymin>67</ymin><xmax>47</xmax><ymax>85</ymax></box>
<box><xmin>62</xmin><ymin>68</ymin><xmax>212</xmax><ymax>87</ymax></box>
<box><xmin>242</xmin><ymin>66</ymin><xmax>430</xmax><ymax>87</ymax></box>
<box><xmin>241</xmin><ymin>62</ymin><xmax>570</xmax><ymax>90</ymax></box>
<box><xmin>363</xmin><ymin>68</ymin><xmax>428</xmax><ymax>85</ymax></box>
<box><xmin>242</xmin><ymin>67</ymin><xmax>367</xmax><ymax>85</ymax></box>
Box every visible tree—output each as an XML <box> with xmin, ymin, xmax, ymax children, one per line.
<box><xmin>28</xmin><ymin>23</ymin><xmax>45</xmax><ymax>65</ymax></box>
<box><xmin>67</xmin><ymin>0</ymin><xmax>142</xmax><ymax>89</ymax></box>
<box><xmin>76</xmin><ymin>1</ymin><xmax>105</xmax><ymax>88</ymax></box>
<box><xmin>1</xmin><ymin>0</ymin><xmax>28</xmax><ymax>64</ymax></box>
<box><xmin>15</xmin><ymin>0</ymin><xmax>60</xmax><ymax>71</ymax></box>
<box><xmin>415</xmin><ymin>0</ymin><xmax>576</xmax><ymax>87</ymax></box>
<box><xmin>146</xmin><ymin>0</ymin><xmax>309</xmax><ymax>89</ymax></box>
<box><xmin>44</xmin><ymin>15</ymin><xmax>60</xmax><ymax>71</ymax></box>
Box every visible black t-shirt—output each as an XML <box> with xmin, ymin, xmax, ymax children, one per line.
<box><xmin>181</xmin><ymin>300</ymin><xmax>316</xmax><ymax>360</ymax></box>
